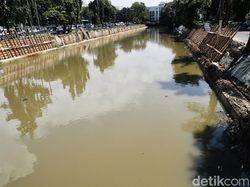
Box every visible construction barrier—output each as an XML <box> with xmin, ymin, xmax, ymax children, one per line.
<box><xmin>185</xmin><ymin>25</ymin><xmax>239</xmax><ymax>62</ymax></box>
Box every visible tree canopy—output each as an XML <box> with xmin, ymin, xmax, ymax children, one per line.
<box><xmin>0</xmin><ymin>0</ymin><xmax>83</xmax><ymax>29</ymax></box>
<box><xmin>88</xmin><ymin>0</ymin><xmax>117</xmax><ymax>24</ymax></box>
<box><xmin>1</xmin><ymin>0</ymin><xmax>248</xmax><ymax>31</ymax></box>
<box><xmin>131</xmin><ymin>2</ymin><xmax>149</xmax><ymax>23</ymax></box>
<box><xmin>160</xmin><ymin>0</ymin><xmax>250</xmax><ymax>29</ymax></box>
<box><xmin>117</xmin><ymin>8</ymin><xmax>133</xmax><ymax>23</ymax></box>
<box><xmin>0</xmin><ymin>0</ymin><xmax>30</xmax><ymax>29</ymax></box>
<box><xmin>160</xmin><ymin>0</ymin><xmax>211</xmax><ymax>29</ymax></box>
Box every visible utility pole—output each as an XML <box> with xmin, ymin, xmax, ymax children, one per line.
<box><xmin>27</xmin><ymin>0</ymin><xmax>33</xmax><ymax>29</ymax></box>
<box><xmin>0</xmin><ymin>0</ymin><xmax>10</xmax><ymax>33</ymax></box>
<box><xmin>219</xmin><ymin>0</ymin><xmax>224</xmax><ymax>33</ymax></box>
<box><xmin>31</xmin><ymin>0</ymin><xmax>40</xmax><ymax>28</ymax></box>
<box><xmin>244</xmin><ymin>34</ymin><xmax>250</xmax><ymax>53</ymax></box>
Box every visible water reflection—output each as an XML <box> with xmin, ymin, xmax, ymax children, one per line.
<box><xmin>155</xmin><ymin>31</ymin><xmax>208</xmax><ymax>96</ymax></box>
<box><xmin>149</xmin><ymin>28</ymin><xmax>188</xmax><ymax>57</ymax></box>
<box><xmin>91</xmin><ymin>44</ymin><xmax>117</xmax><ymax>72</ymax></box>
<box><xmin>174</xmin><ymin>73</ymin><xmax>203</xmax><ymax>86</ymax></box>
<box><xmin>119</xmin><ymin>33</ymin><xmax>149</xmax><ymax>52</ymax></box>
<box><xmin>0</xmin><ymin>29</ymin><xmax>241</xmax><ymax>187</ymax></box>
<box><xmin>0</xmin><ymin>127</ymin><xmax>37</xmax><ymax>187</ymax></box>
<box><xmin>179</xmin><ymin>84</ymin><xmax>249</xmax><ymax>184</ymax></box>
<box><xmin>0</xmin><ymin>29</ymin><xmax>170</xmax><ymax>138</ymax></box>
<box><xmin>159</xmin><ymin>60</ymin><xmax>208</xmax><ymax>96</ymax></box>
<box><xmin>1</xmin><ymin>50</ymin><xmax>90</xmax><ymax>137</ymax></box>
<box><xmin>0</xmin><ymin>29</ymin><xmax>178</xmax><ymax>187</ymax></box>
<box><xmin>172</xmin><ymin>56</ymin><xmax>203</xmax><ymax>86</ymax></box>
<box><xmin>35</xmin><ymin>56</ymin><xmax>89</xmax><ymax>99</ymax></box>
<box><xmin>2</xmin><ymin>79</ymin><xmax>52</xmax><ymax>137</ymax></box>
<box><xmin>172</xmin><ymin>56</ymin><xmax>195</xmax><ymax>66</ymax></box>
<box><xmin>182</xmin><ymin>92</ymin><xmax>219</xmax><ymax>133</ymax></box>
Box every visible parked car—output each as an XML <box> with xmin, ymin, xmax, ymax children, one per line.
<box><xmin>0</xmin><ymin>26</ymin><xmax>3</xmax><ymax>38</ymax></box>
<box><xmin>85</xmin><ymin>23</ymin><xmax>94</xmax><ymax>29</ymax></box>
<box><xmin>56</xmin><ymin>26</ymin><xmax>64</xmax><ymax>34</ymax></box>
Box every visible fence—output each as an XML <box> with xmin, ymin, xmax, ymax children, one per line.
<box><xmin>185</xmin><ymin>25</ymin><xmax>239</xmax><ymax>62</ymax></box>
<box><xmin>0</xmin><ymin>25</ymin><xmax>146</xmax><ymax>61</ymax></box>
<box><xmin>0</xmin><ymin>33</ymin><xmax>55</xmax><ymax>60</ymax></box>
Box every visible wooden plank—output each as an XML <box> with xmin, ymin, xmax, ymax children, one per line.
<box><xmin>206</xmin><ymin>44</ymin><xmax>223</xmax><ymax>55</ymax></box>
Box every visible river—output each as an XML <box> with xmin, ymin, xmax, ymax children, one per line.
<box><xmin>0</xmin><ymin>28</ymin><xmax>247</xmax><ymax>187</ymax></box>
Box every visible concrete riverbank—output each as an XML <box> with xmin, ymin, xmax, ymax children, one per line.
<box><xmin>0</xmin><ymin>25</ymin><xmax>147</xmax><ymax>63</ymax></box>
<box><xmin>184</xmin><ymin>27</ymin><xmax>250</xmax><ymax>167</ymax></box>
<box><xmin>0</xmin><ymin>29</ymin><xmax>147</xmax><ymax>86</ymax></box>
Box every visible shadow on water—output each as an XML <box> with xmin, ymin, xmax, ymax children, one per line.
<box><xmin>159</xmin><ymin>56</ymin><xmax>207</xmax><ymax>96</ymax></box>
<box><xmin>190</xmin><ymin>125</ymin><xmax>249</xmax><ymax>186</ymax></box>
<box><xmin>172</xmin><ymin>56</ymin><xmax>195</xmax><ymax>66</ymax></box>
<box><xmin>171</xmin><ymin>56</ymin><xmax>204</xmax><ymax>86</ymax></box>
<box><xmin>159</xmin><ymin>81</ymin><xmax>208</xmax><ymax>96</ymax></box>
<box><xmin>155</xmin><ymin>28</ymin><xmax>250</xmax><ymax>185</ymax></box>
<box><xmin>156</xmin><ymin>35</ymin><xmax>207</xmax><ymax>96</ymax></box>
<box><xmin>173</xmin><ymin>73</ymin><xmax>203</xmax><ymax>86</ymax></box>
<box><xmin>168</xmin><ymin>53</ymin><xmax>250</xmax><ymax>185</ymax></box>
<box><xmin>180</xmin><ymin>91</ymin><xmax>249</xmax><ymax>186</ymax></box>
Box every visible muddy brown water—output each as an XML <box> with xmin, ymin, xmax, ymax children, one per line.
<box><xmin>0</xmin><ymin>29</ymin><xmax>247</xmax><ymax>187</ymax></box>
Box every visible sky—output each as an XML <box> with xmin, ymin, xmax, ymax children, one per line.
<box><xmin>83</xmin><ymin>0</ymin><xmax>171</xmax><ymax>8</ymax></box>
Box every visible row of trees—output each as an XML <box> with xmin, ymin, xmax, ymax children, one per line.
<box><xmin>0</xmin><ymin>0</ymin><xmax>149</xmax><ymax>30</ymax></box>
<box><xmin>1</xmin><ymin>0</ymin><xmax>249</xmax><ymax>31</ymax></box>
<box><xmin>82</xmin><ymin>1</ymin><xmax>149</xmax><ymax>24</ymax></box>
<box><xmin>160</xmin><ymin>0</ymin><xmax>250</xmax><ymax>29</ymax></box>
<box><xmin>0</xmin><ymin>0</ymin><xmax>82</xmax><ymax>30</ymax></box>
<box><xmin>117</xmin><ymin>2</ymin><xmax>149</xmax><ymax>23</ymax></box>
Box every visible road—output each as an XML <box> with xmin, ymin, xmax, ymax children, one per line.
<box><xmin>233</xmin><ymin>31</ymin><xmax>250</xmax><ymax>44</ymax></box>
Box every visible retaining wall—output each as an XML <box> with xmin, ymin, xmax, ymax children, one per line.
<box><xmin>0</xmin><ymin>26</ymin><xmax>146</xmax><ymax>86</ymax></box>
<box><xmin>0</xmin><ymin>25</ymin><xmax>146</xmax><ymax>62</ymax></box>
<box><xmin>185</xmin><ymin>27</ymin><xmax>250</xmax><ymax>135</ymax></box>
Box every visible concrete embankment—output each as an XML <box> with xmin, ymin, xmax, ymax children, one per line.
<box><xmin>184</xmin><ymin>27</ymin><xmax>250</xmax><ymax>139</ymax></box>
<box><xmin>0</xmin><ymin>25</ymin><xmax>147</xmax><ymax>63</ymax></box>
<box><xmin>185</xmin><ymin>27</ymin><xmax>250</xmax><ymax>169</ymax></box>
<box><xmin>0</xmin><ymin>29</ymin><xmax>145</xmax><ymax>86</ymax></box>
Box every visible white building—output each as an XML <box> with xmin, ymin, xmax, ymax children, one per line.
<box><xmin>147</xmin><ymin>2</ymin><xmax>166</xmax><ymax>22</ymax></box>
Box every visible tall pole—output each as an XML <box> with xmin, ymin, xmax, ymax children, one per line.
<box><xmin>27</xmin><ymin>0</ymin><xmax>33</xmax><ymax>28</ymax></box>
<box><xmin>1</xmin><ymin>0</ymin><xmax>10</xmax><ymax>33</ymax></box>
<box><xmin>33</xmin><ymin>0</ymin><xmax>40</xmax><ymax>28</ymax></box>
<box><xmin>31</xmin><ymin>0</ymin><xmax>40</xmax><ymax>28</ymax></box>
<box><xmin>97</xmin><ymin>0</ymin><xmax>100</xmax><ymax>23</ymax></box>
<box><xmin>219</xmin><ymin>0</ymin><xmax>224</xmax><ymax>33</ymax></box>
<box><xmin>243</xmin><ymin>34</ymin><xmax>250</xmax><ymax>54</ymax></box>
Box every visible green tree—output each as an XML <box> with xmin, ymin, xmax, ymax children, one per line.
<box><xmin>246</xmin><ymin>11</ymin><xmax>250</xmax><ymax>26</ymax></box>
<box><xmin>159</xmin><ymin>2</ymin><xmax>175</xmax><ymax>29</ymax></box>
<box><xmin>224</xmin><ymin>0</ymin><xmax>250</xmax><ymax>22</ymax></box>
<box><xmin>131</xmin><ymin>2</ymin><xmax>149</xmax><ymax>23</ymax></box>
<box><xmin>81</xmin><ymin>7</ymin><xmax>93</xmax><ymax>21</ymax></box>
<box><xmin>43</xmin><ymin>6</ymin><xmax>67</xmax><ymax>25</ymax></box>
<box><xmin>0</xmin><ymin>0</ymin><xmax>83</xmax><ymax>29</ymax></box>
<box><xmin>88</xmin><ymin>0</ymin><xmax>117</xmax><ymax>24</ymax></box>
<box><xmin>0</xmin><ymin>0</ymin><xmax>30</xmax><ymax>31</ymax></box>
<box><xmin>207</xmin><ymin>0</ymin><xmax>250</xmax><ymax>23</ymax></box>
<box><xmin>160</xmin><ymin>0</ymin><xmax>211</xmax><ymax>29</ymax></box>
<box><xmin>117</xmin><ymin>8</ymin><xmax>133</xmax><ymax>22</ymax></box>
<box><xmin>41</xmin><ymin>0</ymin><xmax>83</xmax><ymax>26</ymax></box>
